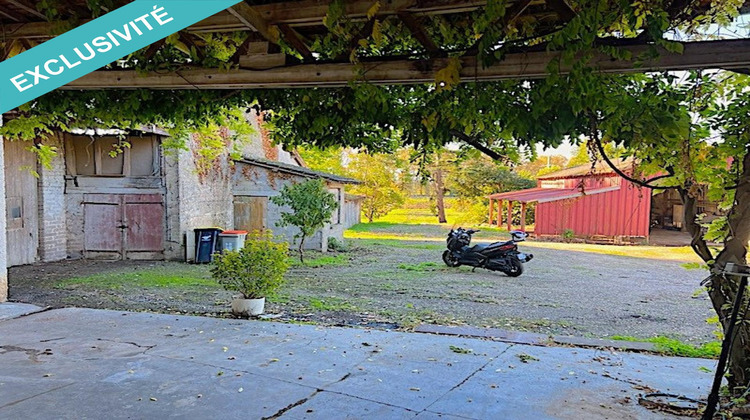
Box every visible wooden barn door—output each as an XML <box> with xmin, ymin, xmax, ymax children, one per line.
<box><xmin>233</xmin><ymin>196</ymin><xmax>267</xmax><ymax>233</ymax></box>
<box><xmin>83</xmin><ymin>194</ymin><xmax>164</xmax><ymax>260</ymax></box>
<box><xmin>4</xmin><ymin>140</ymin><xmax>39</xmax><ymax>266</ymax></box>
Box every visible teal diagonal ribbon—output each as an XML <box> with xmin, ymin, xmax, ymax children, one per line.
<box><xmin>0</xmin><ymin>0</ymin><xmax>241</xmax><ymax>114</ymax></box>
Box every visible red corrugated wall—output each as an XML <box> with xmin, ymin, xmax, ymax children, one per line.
<box><xmin>535</xmin><ymin>178</ymin><xmax>651</xmax><ymax>238</ymax></box>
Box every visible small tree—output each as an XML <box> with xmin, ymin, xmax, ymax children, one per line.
<box><xmin>270</xmin><ymin>179</ymin><xmax>338</xmax><ymax>262</ymax></box>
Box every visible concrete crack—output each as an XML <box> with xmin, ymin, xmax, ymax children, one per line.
<box><xmin>261</xmin><ymin>388</ymin><xmax>321</xmax><ymax>420</ymax></box>
<box><xmin>422</xmin><ymin>344</ymin><xmax>515</xmax><ymax>417</ymax></box>
<box><xmin>0</xmin><ymin>382</ymin><xmax>76</xmax><ymax>409</ymax></box>
<box><xmin>96</xmin><ymin>338</ymin><xmax>156</xmax><ymax>352</ymax></box>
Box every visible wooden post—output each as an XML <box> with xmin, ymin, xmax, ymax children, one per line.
<box><xmin>520</xmin><ymin>202</ymin><xmax>527</xmax><ymax>231</ymax></box>
<box><xmin>488</xmin><ymin>199</ymin><xmax>494</xmax><ymax>225</ymax></box>
<box><xmin>496</xmin><ymin>200</ymin><xmax>503</xmax><ymax>228</ymax></box>
<box><xmin>0</xmin><ymin>115</ymin><xmax>7</xmax><ymax>302</ymax></box>
<box><xmin>507</xmin><ymin>200</ymin><xmax>513</xmax><ymax>231</ymax></box>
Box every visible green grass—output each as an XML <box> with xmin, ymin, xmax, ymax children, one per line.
<box><xmin>55</xmin><ymin>265</ymin><xmax>218</xmax><ymax>290</ymax></box>
<box><xmin>611</xmin><ymin>335</ymin><xmax>721</xmax><ymax>358</ymax></box>
<box><xmin>397</xmin><ymin>262</ymin><xmax>442</xmax><ymax>272</ymax></box>
<box><xmin>290</xmin><ymin>253</ymin><xmax>350</xmax><ymax>268</ymax></box>
<box><xmin>307</xmin><ymin>296</ymin><xmax>357</xmax><ymax>311</ymax></box>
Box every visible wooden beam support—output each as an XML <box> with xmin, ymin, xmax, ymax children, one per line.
<box><xmin>226</xmin><ymin>2</ymin><xmax>280</xmax><ymax>44</ymax></box>
<box><xmin>497</xmin><ymin>201</ymin><xmax>503</xmax><ymax>228</ymax></box>
<box><xmin>6</xmin><ymin>0</ymin><xmax>47</xmax><ymax>20</ymax></box>
<box><xmin>398</xmin><ymin>12</ymin><xmax>443</xmax><ymax>56</ymax></box>
<box><xmin>545</xmin><ymin>0</ymin><xmax>576</xmax><ymax>21</ymax></box>
<box><xmin>507</xmin><ymin>200</ymin><xmax>513</xmax><ymax>232</ymax></box>
<box><xmin>278</xmin><ymin>23</ymin><xmax>314</xmax><ymax>60</ymax></box>
<box><xmin>61</xmin><ymin>39</ymin><xmax>750</xmax><ymax>90</ymax></box>
<box><xmin>0</xmin><ymin>1</ymin><xmax>491</xmax><ymax>40</ymax></box>
<box><xmin>520</xmin><ymin>202</ymin><xmax>526</xmax><ymax>231</ymax></box>
<box><xmin>466</xmin><ymin>0</ymin><xmax>533</xmax><ymax>56</ymax></box>
<box><xmin>489</xmin><ymin>198</ymin><xmax>495</xmax><ymax>225</ymax></box>
<box><xmin>0</xmin><ymin>5</ymin><xmax>21</xmax><ymax>22</ymax></box>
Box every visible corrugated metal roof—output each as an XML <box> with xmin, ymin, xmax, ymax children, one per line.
<box><xmin>536</xmin><ymin>158</ymin><xmax>635</xmax><ymax>180</ymax></box>
<box><xmin>487</xmin><ymin>185</ymin><xmax>621</xmax><ymax>203</ymax></box>
<box><xmin>237</xmin><ymin>156</ymin><xmax>361</xmax><ymax>185</ymax></box>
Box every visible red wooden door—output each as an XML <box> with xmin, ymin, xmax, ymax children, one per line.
<box><xmin>123</xmin><ymin>194</ymin><xmax>164</xmax><ymax>260</ymax></box>
<box><xmin>83</xmin><ymin>194</ymin><xmax>164</xmax><ymax>260</ymax></box>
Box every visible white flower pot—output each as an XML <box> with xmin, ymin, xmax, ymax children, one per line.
<box><xmin>231</xmin><ymin>297</ymin><xmax>266</xmax><ymax>316</ymax></box>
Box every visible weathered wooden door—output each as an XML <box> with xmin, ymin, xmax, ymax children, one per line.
<box><xmin>233</xmin><ymin>196</ymin><xmax>267</xmax><ymax>233</ymax></box>
<box><xmin>83</xmin><ymin>194</ymin><xmax>164</xmax><ymax>260</ymax></box>
<box><xmin>4</xmin><ymin>140</ymin><xmax>39</xmax><ymax>266</ymax></box>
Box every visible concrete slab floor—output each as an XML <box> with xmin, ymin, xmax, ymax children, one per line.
<box><xmin>0</xmin><ymin>302</ymin><xmax>44</xmax><ymax>321</ymax></box>
<box><xmin>0</xmin><ymin>308</ymin><xmax>717</xmax><ymax>419</ymax></box>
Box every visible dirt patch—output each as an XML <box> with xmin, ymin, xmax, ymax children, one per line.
<box><xmin>8</xmin><ymin>239</ymin><xmax>715</xmax><ymax>344</ymax></box>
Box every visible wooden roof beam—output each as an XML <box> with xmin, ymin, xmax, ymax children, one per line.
<box><xmin>253</xmin><ymin>0</ymin><xmax>488</xmax><ymax>26</ymax></box>
<box><xmin>0</xmin><ymin>5</ymin><xmax>21</xmax><ymax>22</ymax></box>
<box><xmin>278</xmin><ymin>23</ymin><xmax>314</xmax><ymax>61</ymax></box>
<box><xmin>545</xmin><ymin>0</ymin><xmax>576</xmax><ymax>21</ymax></box>
<box><xmin>61</xmin><ymin>39</ymin><xmax>750</xmax><ymax>90</ymax></box>
<box><xmin>398</xmin><ymin>12</ymin><xmax>444</xmax><ymax>57</ymax></box>
<box><xmin>6</xmin><ymin>0</ymin><xmax>47</xmax><ymax>20</ymax></box>
<box><xmin>227</xmin><ymin>2</ymin><xmax>280</xmax><ymax>44</ymax></box>
<box><xmin>466</xmin><ymin>0</ymin><xmax>533</xmax><ymax>56</ymax></box>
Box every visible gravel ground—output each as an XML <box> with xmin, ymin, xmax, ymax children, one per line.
<box><xmin>7</xmin><ymin>238</ymin><xmax>715</xmax><ymax>344</ymax></box>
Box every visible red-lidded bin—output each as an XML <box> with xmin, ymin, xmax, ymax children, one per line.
<box><xmin>217</xmin><ymin>230</ymin><xmax>249</xmax><ymax>252</ymax></box>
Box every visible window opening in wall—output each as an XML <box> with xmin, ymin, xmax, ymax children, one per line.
<box><xmin>6</xmin><ymin>196</ymin><xmax>23</xmax><ymax>229</ymax></box>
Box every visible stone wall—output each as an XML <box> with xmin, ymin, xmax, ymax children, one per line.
<box><xmin>37</xmin><ymin>133</ymin><xmax>67</xmax><ymax>262</ymax></box>
<box><xmin>175</xmin><ymin>135</ymin><xmax>234</xmax><ymax>261</ymax></box>
<box><xmin>232</xmin><ymin>163</ymin><xmax>346</xmax><ymax>251</ymax></box>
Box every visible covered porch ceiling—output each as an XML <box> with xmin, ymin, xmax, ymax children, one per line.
<box><xmin>1</xmin><ymin>0</ymin><xmax>750</xmax><ymax>89</ymax></box>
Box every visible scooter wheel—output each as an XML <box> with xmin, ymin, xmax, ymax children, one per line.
<box><xmin>442</xmin><ymin>250</ymin><xmax>461</xmax><ymax>267</ymax></box>
<box><xmin>503</xmin><ymin>257</ymin><xmax>524</xmax><ymax>277</ymax></box>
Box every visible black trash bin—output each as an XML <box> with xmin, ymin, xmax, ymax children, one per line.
<box><xmin>194</xmin><ymin>228</ymin><xmax>223</xmax><ymax>263</ymax></box>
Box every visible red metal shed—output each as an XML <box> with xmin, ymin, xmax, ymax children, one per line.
<box><xmin>487</xmin><ymin>159</ymin><xmax>652</xmax><ymax>243</ymax></box>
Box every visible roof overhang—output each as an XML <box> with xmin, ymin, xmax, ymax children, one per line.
<box><xmin>488</xmin><ymin>185</ymin><xmax>621</xmax><ymax>203</ymax></box>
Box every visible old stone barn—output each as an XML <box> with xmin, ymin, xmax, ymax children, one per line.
<box><xmin>2</xmin><ymin>111</ymin><xmax>360</xmax><ymax>267</ymax></box>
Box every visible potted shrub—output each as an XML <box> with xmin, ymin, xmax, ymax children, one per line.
<box><xmin>211</xmin><ymin>231</ymin><xmax>290</xmax><ymax>316</ymax></box>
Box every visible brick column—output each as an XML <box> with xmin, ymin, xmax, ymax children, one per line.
<box><xmin>37</xmin><ymin>133</ymin><xmax>68</xmax><ymax>262</ymax></box>
<box><xmin>0</xmin><ymin>116</ymin><xmax>8</xmax><ymax>302</ymax></box>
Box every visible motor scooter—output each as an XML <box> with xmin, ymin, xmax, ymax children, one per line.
<box><xmin>442</xmin><ymin>228</ymin><xmax>533</xmax><ymax>277</ymax></box>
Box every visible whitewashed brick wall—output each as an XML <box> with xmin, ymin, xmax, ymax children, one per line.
<box><xmin>37</xmin><ymin>133</ymin><xmax>68</xmax><ymax>262</ymax></box>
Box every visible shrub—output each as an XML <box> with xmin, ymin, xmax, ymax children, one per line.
<box><xmin>211</xmin><ymin>231</ymin><xmax>290</xmax><ymax>299</ymax></box>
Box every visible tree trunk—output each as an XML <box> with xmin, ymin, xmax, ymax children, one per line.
<box><xmin>298</xmin><ymin>236</ymin><xmax>305</xmax><ymax>264</ymax></box>
<box><xmin>434</xmin><ymin>167</ymin><xmax>447</xmax><ymax>224</ymax></box>
<box><xmin>702</xmin><ymin>151</ymin><xmax>750</xmax><ymax>393</ymax></box>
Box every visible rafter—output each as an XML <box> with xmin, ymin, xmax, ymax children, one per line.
<box><xmin>61</xmin><ymin>39</ymin><xmax>750</xmax><ymax>90</ymax></box>
<box><xmin>0</xmin><ymin>5</ymin><xmax>21</xmax><ymax>22</ymax></box>
<box><xmin>6</xmin><ymin>0</ymin><xmax>47</xmax><ymax>20</ymax></box>
<box><xmin>278</xmin><ymin>23</ymin><xmax>313</xmax><ymax>60</ymax></box>
<box><xmin>465</xmin><ymin>0</ymin><xmax>534</xmax><ymax>56</ymax></box>
<box><xmin>226</xmin><ymin>2</ymin><xmax>280</xmax><ymax>44</ymax></box>
<box><xmin>545</xmin><ymin>0</ymin><xmax>575</xmax><ymax>21</ymax></box>
<box><xmin>398</xmin><ymin>12</ymin><xmax>443</xmax><ymax>57</ymax></box>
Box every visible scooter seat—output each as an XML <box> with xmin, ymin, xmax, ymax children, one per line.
<box><xmin>468</xmin><ymin>244</ymin><xmax>488</xmax><ymax>253</ymax></box>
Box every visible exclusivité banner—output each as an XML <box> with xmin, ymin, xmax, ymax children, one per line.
<box><xmin>0</xmin><ymin>0</ymin><xmax>242</xmax><ymax>115</ymax></box>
